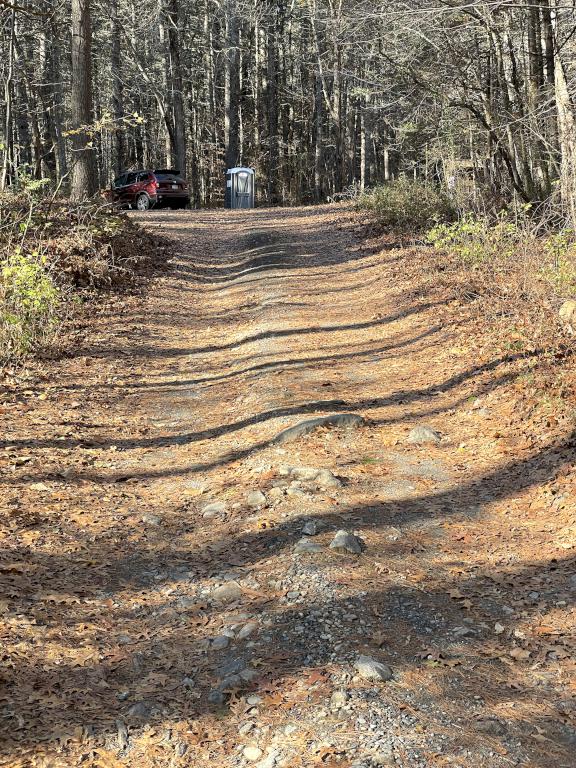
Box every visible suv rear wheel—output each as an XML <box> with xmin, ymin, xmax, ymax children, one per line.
<box><xmin>135</xmin><ymin>193</ymin><xmax>150</xmax><ymax>211</ymax></box>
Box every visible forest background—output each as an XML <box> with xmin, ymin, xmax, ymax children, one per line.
<box><xmin>1</xmin><ymin>0</ymin><xmax>576</xmax><ymax>215</ymax></box>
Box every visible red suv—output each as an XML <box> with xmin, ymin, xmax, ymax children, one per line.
<box><xmin>110</xmin><ymin>169</ymin><xmax>190</xmax><ymax>210</ymax></box>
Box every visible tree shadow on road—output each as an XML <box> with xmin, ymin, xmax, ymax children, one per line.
<box><xmin>1</xmin><ymin>426</ymin><xmax>574</xmax><ymax>765</ymax></box>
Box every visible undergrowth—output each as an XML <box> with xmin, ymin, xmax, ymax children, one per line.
<box><xmin>422</xmin><ymin>211</ymin><xmax>576</xmax><ymax>408</ymax></box>
<box><xmin>359</xmin><ymin>187</ymin><xmax>575</xmax><ymax>410</ymax></box>
<box><xmin>426</xmin><ymin>212</ymin><xmax>576</xmax><ymax>302</ymax></box>
<box><xmin>357</xmin><ymin>179</ymin><xmax>455</xmax><ymax>233</ymax></box>
<box><xmin>0</xmin><ymin>182</ymin><xmax>159</xmax><ymax>366</ymax></box>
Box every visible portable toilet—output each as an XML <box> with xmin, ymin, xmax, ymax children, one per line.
<box><xmin>225</xmin><ymin>167</ymin><xmax>255</xmax><ymax>209</ymax></box>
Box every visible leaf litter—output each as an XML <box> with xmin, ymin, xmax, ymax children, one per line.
<box><xmin>0</xmin><ymin>204</ymin><xmax>575</xmax><ymax>768</ymax></box>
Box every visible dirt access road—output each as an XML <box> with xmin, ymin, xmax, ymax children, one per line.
<box><xmin>1</xmin><ymin>205</ymin><xmax>575</xmax><ymax>768</ymax></box>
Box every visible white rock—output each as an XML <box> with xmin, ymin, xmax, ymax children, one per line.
<box><xmin>202</xmin><ymin>501</ymin><xmax>227</xmax><ymax>518</ymax></box>
<box><xmin>212</xmin><ymin>581</ymin><xmax>242</xmax><ymax>603</ymax></box>
<box><xmin>355</xmin><ymin>655</ymin><xmax>393</xmax><ymax>681</ymax></box>
<box><xmin>281</xmin><ymin>465</ymin><xmax>341</xmax><ymax>488</ymax></box>
<box><xmin>256</xmin><ymin>749</ymin><xmax>279</xmax><ymax>768</ymax></box>
<box><xmin>407</xmin><ymin>425</ymin><xmax>441</xmax><ymax>444</ymax></box>
<box><xmin>247</xmin><ymin>491</ymin><xmax>267</xmax><ymax>509</ymax></box>
<box><xmin>237</xmin><ymin>622</ymin><xmax>258</xmax><ymax>640</ymax></box>
<box><xmin>142</xmin><ymin>514</ymin><xmax>161</xmax><ymax>525</ymax></box>
<box><xmin>330</xmin><ymin>689</ymin><xmax>348</xmax><ymax>709</ymax></box>
<box><xmin>243</xmin><ymin>746</ymin><xmax>263</xmax><ymax>761</ymax></box>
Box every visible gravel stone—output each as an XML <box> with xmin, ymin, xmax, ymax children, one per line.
<box><xmin>212</xmin><ymin>581</ymin><xmax>242</xmax><ymax>603</ymax></box>
<box><xmin>294</xmin><ymin>537</ymin><xmax>323</xmax><ymax>555</ymax></box>
<box><xmin>302</xmin><ymin>519</ymin><xmax>322</xmax><ymax>536</ymax></box>
<box><xmin>407</xmin><ymin>425</ymin><xmax>441</xmax><ymax>444</ymax></box>
<box><xmin>207</xmin><ymin>689</ymin><xmax>226</xmax><ymax>706</ymax></box>
<box><xmin>237</xmin><ymin>621</ymin><xmax>258</xmax><ymax>640</ymax></box>
<box><xmin>256</xmin><ymin>749</ymin><xmax>279</xmax><ymax>768</ymax></box>
<box><xmin>280</xmin><ymin>465</ymin><xmax>341</xmax><ymax>488</ymax></box>
<box><xmin>243</xmin><ymin>746</ymin><xmax>263</xmax><ymax>761</ymax></box>
<box><xmin>127</xmin><ymin>701</ymin><xmax>153</xmax><ymax>718</ymax></box>
<box><xmin>273</xmin><ymin>413</ymin><xmax>366</xmax><ymax>444</ymax></box>
<box><xmin>355</xmin><ymin>655</ymin><xmax>393</xmax><ymax>682</ymax></box>
<box><xmin>247</xmin><ymin>491</ymin><xmax>267</xmax><ymax>509</ymax></box>
<box><xmin>141</xmin><ymin>514</ymin><xmax>161</xmax><ymax>526</ymax></box>
<box><xmin>330</xmin><ymin>530</ymin><xmax>364</xmax><ymax>554</ymax></box>
<box><xmin>330</xmin><ymin>690</ymin><xmax>348</xmax><ymax>709</ymax></box>
<box><xmin>202</xmin><ymin>502</ymin><xmax>227</xmax><ymax>518</ymax></box>
<box><xmin>211</xmin><ymin>635</ymin><xmax>231</xmax><ymax>650</ymax></box>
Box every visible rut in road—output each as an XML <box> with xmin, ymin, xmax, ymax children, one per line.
<box><xmin>2</xmin><ymin>205</ymin><xmax>574</xmax><ymax>768</ymax></box>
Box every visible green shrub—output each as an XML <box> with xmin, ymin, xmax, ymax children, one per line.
<box><xmin>358</xmin><ymin>179</ymin><xmax>455</xmax><ymax>233</ymax></box>
<box><xmin>541</xmin><ymin>229</ymin><xmax>576</xmax><ymax>296</ymax></box>
<box><xmin>0</xmin><ymin>249</ymin><xmax>60</xmax><ymax>361</ymax></box>
<box><xmin>0</xmin><ymin>177</ymin><xmax>158</xmax><ymax>366</ymax></box>
<box><xmin>427</xmin><ymin>214</ymin><xmax>522</xmax><ymax>265</ymax></box>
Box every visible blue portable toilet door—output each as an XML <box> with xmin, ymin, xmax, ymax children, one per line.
<box><xmin>235</xmin><ymin>171</ymin><xmax>252</xmax><ymax>208</ymax></box>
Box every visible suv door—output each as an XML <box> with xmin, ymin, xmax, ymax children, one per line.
<box><xmin>122</xmin><ymin>172</ymin><xmax>139</xmax><ymax>205</ymax></box>
<box><xmin>112</xmin><ymin>174</ymin><xmax>127</xmax><ymax>203</ymax></box>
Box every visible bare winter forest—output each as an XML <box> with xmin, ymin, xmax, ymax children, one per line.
<box><xmin>1</xmin><ymin>4</ymin><xmax>576</xmax><ymax>768</ymax></box>
<box><xmin>1</xmin><ymin>1</ymin><xmax>576</xmax><ymax>210</ymax></box>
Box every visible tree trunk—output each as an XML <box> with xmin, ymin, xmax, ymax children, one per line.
<box><xmin>166</xmin><ymin>0</ymin><xmax>187</xmax><ymax>173</ymax></box>
<box><xmin>111</xmin><ymin>0</ymin><xmax>125</xmax><ymax>176</ymax></box>
<box><xmin>0</xmin><ymin>8</ymin><xmax>16</xmax><ymax>190</ymax></box>
<box><xmin>266</xmin><ymin>10</ymin><xmax>279</xmax><ymax>203</ymax></box>
<box><xmin>314</xmin><ymin>72</ymin><xmax>323</xmax><ymax>201</ymax></box>
<box><xmin>70</xmin><ymin>0</ymin><xmax>97</xmax><ymax>200</ymax></box>
<box><xmin>553</xmin><ymin>23</ymin><xmax>576</xmax><ymax>223</ymax></box>
<box><xmin>224</xmin><ymin>0</ymin><xmax>240</xmax><ymax>170</ymax></box>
